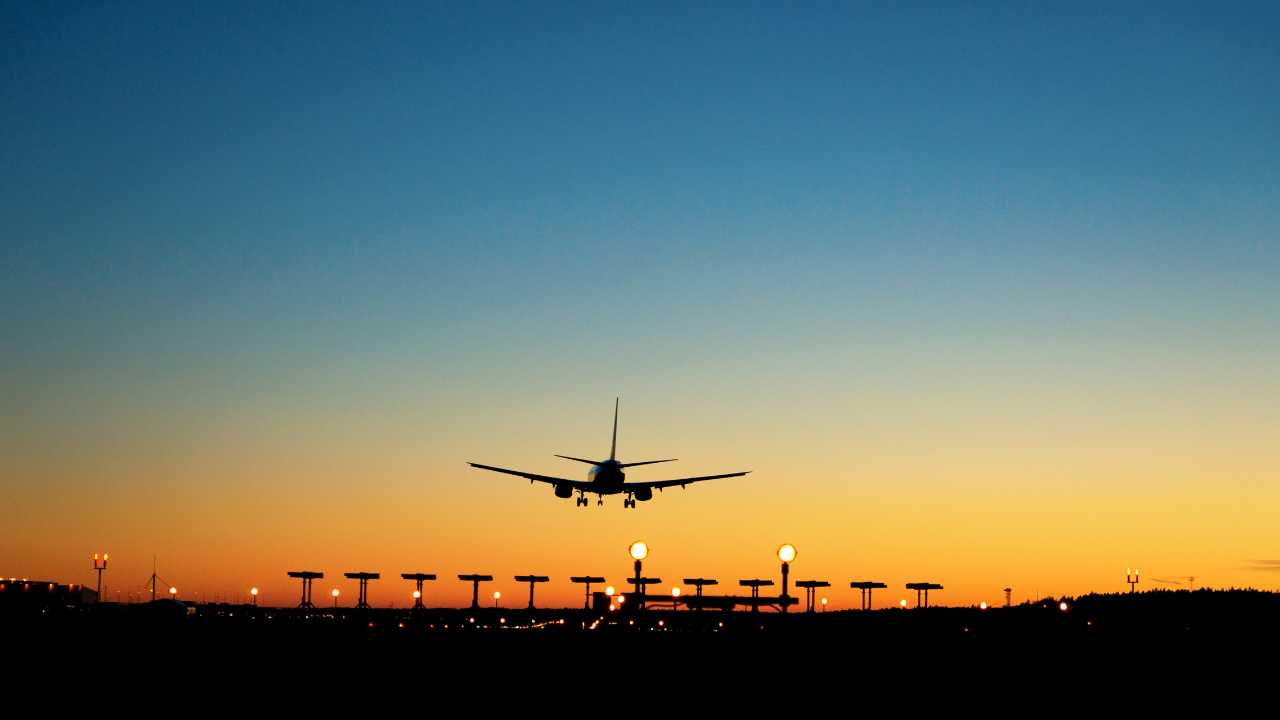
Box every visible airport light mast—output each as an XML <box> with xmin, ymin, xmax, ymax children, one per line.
<box><xmin>778</xmin><ymin>544</ymin><xmax>796</xmax><ymax>613</ymax></box>
<box><xmin>1127</xmin><ymin>568</ymin><xmax>1139</xmax><ymax>593</ymax></box>
<box><xmin>93</xmin><ymin>553</ymin><xmax>108</xmax><ymax>603</ymax></box>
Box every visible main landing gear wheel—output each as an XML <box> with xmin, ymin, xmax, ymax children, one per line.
<box><xmin>576</xmin><ymin>496</ymin><xmax>588</xmax><ymax>507</ymax></box>
<box><xmin>597</xmin><ymin>498</ymin><xmax>603</xmax><ymax>506</ymax></box>
<box><xmin>624</xmin><ymin>497</ymin><xmax>636</xmax><ymax>508</ymax></box>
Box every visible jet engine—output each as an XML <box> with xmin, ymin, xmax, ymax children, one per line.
<box><xmin>554</xmin><ymin>485</ymin><xmax>574</xmax><ymax>499</ymax></box>
<box><xmin>634</xmin><ymin>486</ymin><xmax>653</xmax><ymax>502</ymax></box>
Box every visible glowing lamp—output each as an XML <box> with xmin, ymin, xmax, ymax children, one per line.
<box><xmin>332</xmin><ymin>589</ymin><xmax>339</xmax><ymax>596</ymax></box>
<box><xmin>169</xmin><ymin>588</ymin><xmax>176</xmax><ymax>595</ymax></box>
<box><xmin>251</xmin><ymin>588</ymin><xmax>258</xmax><ymax>595</ymax></box>
<box><xmin>1059</xmin><ymin>602</ymin><xmax>1068</xmax><ymax>611</ymax></box>
<box><xmin>629</xmin><ymin>542</ymin><xmax>648</xmax><ymax>560</ymax></box>
<box><xmin>494</xmin><ymin>591</ymin><xmax>501</xmax><ymax>599</ymax></box>
<box><xmin>671</xmin><ymin>588</ymin><xmax>681</xmax><ymax>597</ymax></box>
<box><xmin>617</xmin><ymin>595</ymin><xmax>625</xmax><ymax>604</ymax></box>
<box><xmin>980</xmin><ymin>602</ymin><xmax>987</xmax><ymax>609</ymax></box>
<box><xmin>412</xmin><ymin>591</ymin><xmax>420</xmax><ymax>598</ymax></box>
<box><xmin>777</xmin><ymin>544</ymin><xmax>797</xmax><ymax>563</ymax></box>
<box><xmin>900</xmin><ymin>600</ymin><xmax>907</xmax><ymax>607</ymax></box>
<box><xmin>821</xmin><ymin>598</ymin><xmax>827</xmax><ymax>606</ymax></box>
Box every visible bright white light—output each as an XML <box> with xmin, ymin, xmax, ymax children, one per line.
<box><xmin>494</xmin><ymin>592</ymin><xmax>501</xmax><ymax>599</ymax></box>
<box><xmin>777</xmin><ymin>544</ymin><xmax>797</xmax><ymax>563</ymax></box>
<box><xmin>671</xmin><ymin>588</ymin><xmax>681</xmax><ymax>597</ymax></box>
<box><xmin>605</xmin><ymin>586</ymin><xmax>615</xmax><ymax>596</ymax></box>
<box><xmin>332</xmin><ymin>589</ymin><xmax>339</xmax><ymax>596</ymax></box>
<box><xmin>980</xmin><ymin>602</ymin><xmax>987</xmax><ymax>609</ymax></box>
<box><xmin>630</xmin><ymin>542</ymin><xmax>648</xmax><ymax>560</ymax></box>
<box><xmin>1060</xmin><ymin>602</ymin><xmax>1069</xmax><ymax>611</ymax></box>
<box><xmin>169</xmin><ymin>588</ymin><xmax>176</xmax><ymax>595</ymax></box>
<box><xmin>900</xmin><ymin>600</ymin><xmax>907</xmax><ymax>607</ymax></box>
<box><xmin>412</xmin><ymin>591</ymin><xmax>420</xmax><ymax>598</ymax></box>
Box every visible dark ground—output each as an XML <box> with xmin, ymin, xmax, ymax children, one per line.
<box><xmin>6</xmin><ymin>589</ymin><xmax>1275</xmax><ymax>712</ymax></box>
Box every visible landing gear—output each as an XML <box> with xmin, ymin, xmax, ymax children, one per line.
<box><xmin>624</xmin><ymin>497</ymin><xmax>636</xmax><ymax>508</ymax></box>
<box><xmin>597</xmin><ymin>498</ymin><xmax>603</xmax><ymax>506</ymax></box>
<box><xmin>576</xmin><ymin>495</ymin><xmax>588</xmax><ymax>507</ymax></box>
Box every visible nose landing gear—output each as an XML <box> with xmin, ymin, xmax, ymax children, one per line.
<box><xmin>576</xmin><ymin>496</ymin><xmax>588</xmax><ymax>507</ymax></box>
<box><xmin>624</xmin><ymin>497</ymin><xmax>636</xmax><ymax>508</ymax></box>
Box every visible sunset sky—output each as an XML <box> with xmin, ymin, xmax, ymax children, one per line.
<box><xmin>3</xmin><ymin>1</ymin><xmax>1279</xmax><ymax>609</ymax></box>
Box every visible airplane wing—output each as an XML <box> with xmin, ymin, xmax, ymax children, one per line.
<box><xmin>468</xmin><ymin>462</ymin><xmax>591</xmax><ymax>489</ymax></box>
<box><xmin>627</xmin><ymin>471</ymin><xmax>750</xmax><ymax>490</ymax></box>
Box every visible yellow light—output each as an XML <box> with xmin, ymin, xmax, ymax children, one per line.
<box><xmin>777</xmin><ymin>544</ymin><xmax>797</xmax><ymax>563</ymax></box>
<box><xmin>671</xmin><ymin>588</ymin><xmax>680</xmax><ymax>597</ymax></box>
<box><xmin>103</xmin><ymin>554</ymin><xmax>107</xmax><ymax>561</ymax></box>
<box><xmin>94</xmin><ymin>554</ymin><xmax>98</xmax><ymax>560</ymax></box>
<box><xmin>629</xmin><ymin>542</ymin><xmax>648</xmax><ymax>560</ymax></box>
<box><xmin>412</xmin><ymin>591</ymin><xmax>420</xmax><ymax>598</ymax></box>
<box><xmin>1060</xmin><ymin>602</ymin><xmax>1068</xmax><ymax>611</ymax></box>
<box><xmin>605</xmin><ymin>586</ymin><xmax>615</xmax><ymax>596</ymax></box>
<box><xmin>900</xmin><ymin>600</ymin><xmax>907</xmax><ymax>607</ymax></box>
<box><xmin>617</xmin><ymin>595</ymin><xmax>625</xmax><ymax>603</ymax></box>
<box><xmin>821</xmin><ymin>598</ymin><xmax>827</xmax><ymax>605</ymax></box>
<box><xmin>609</xmin><ymin>604</ymin><xmax>615</xmax><ymax>611</ymax></box>
<box><xmin>251</xmin><ymin>588</ymin><xmax>258</xmax><ymax>595</ymax></box>
<box><xmin>494</xmin><ymin>591</ymin><xmax>501</xmax><ymax>599</ymax></box>
<box><xmin>332</xmin><ymin>589</ymin><xmax>339</xmax><ymax>596</ymax></box>
<box><xmin>169</xmin><ymin>588</ymin><xmax>176</xmax><ymax>594</ymax></box>
<box><xmin>980</xmin><ymin>602</ymin><xmax>987</xmax><ymax>609</ymax></box>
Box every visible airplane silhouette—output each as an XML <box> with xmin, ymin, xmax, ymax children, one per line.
<box><xmin>468</xmin><ymin>399</ymin><xmax>750</xmax><ymax>507</ymax></box>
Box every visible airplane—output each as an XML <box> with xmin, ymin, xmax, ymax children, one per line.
<box><xmin>468</xmin><ymin>399</ymin><xmax>750</xmax><ymax>507</ymax></box>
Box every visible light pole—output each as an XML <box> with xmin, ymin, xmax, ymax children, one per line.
<box><xmin>250</xmin><ymin>588</ymin><xmax>258</xmax><ymax>607</ymax></box>
<box><xmin>671</xmin><ymin>587</ymin><xmax>680</xmax><ymax>611</ymax></box>
<box><xmin>629</xmin><ymin>542</ymin><xmax>648</xmax><ymax>609</ymax></box>
<box><xmin>494</xmin><ymin>591</ymin><xmax>501</xmax><ymax>607</ymax></box>
<box><xmin>93</xmin><ymin>553</ymin><xmax>108</xmax><ymax>603</ymax></box>
<box><xmin>1127</xmin><ymin>568</ymin><xmax>1139</xmax><ymax>593</ymax></box>
<box><xmin>777</xmin><ymin>544</ymin><xmax>796</xmax><ymax>613</ymax></box>
<box><xmin>332</xmin><ymin>589</ymin><xmax>339</xmax><ymax>608</ymax></box>
<box><xmin>821</xmin><ymin>598</ymin><xmax>827</xmax><ymax>612</ymax></box>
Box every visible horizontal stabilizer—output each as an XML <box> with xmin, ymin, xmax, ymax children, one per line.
<box><xmin>617</xmin><ymin>459</ymin><xmax>678</xmax><ymax>468</ymax></box>
<box><xmin>555</xmin><ymin>455</ymin><xmax>603</xmax><ymax>466</ymax></box>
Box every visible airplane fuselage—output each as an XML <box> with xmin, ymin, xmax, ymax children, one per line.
<box><xmin>586</xmin><ymin>460</ymin><xmax>626</xmax><ymax>494</ymax></box>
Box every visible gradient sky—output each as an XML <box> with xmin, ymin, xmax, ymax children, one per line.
<box><xmin>3</xmin><ymin>1</ymin><xmax>1279</xmax><ymax>609</ymax></box>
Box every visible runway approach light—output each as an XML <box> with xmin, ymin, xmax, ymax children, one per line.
<box><xmin>332</xmin><ymin>589</ymin><xmax>339</xmax><ymax>596</ymax></box>
<box><xmin>413</xmin><ymin>591</ymin><xmax>421</xmax><ymax>598</ymax></box>
<box><xmin>169</xmin><ymin>588</ymin><xmax>176</xmax><ymax>595</ymax></box>
<box><xmin>630</xmin><ymin>542</ymin><xmax>648</xmax><ymax>560</ymax></box>
<box><xmin>494</xmin><ymin>591</ymin><xmax>501</xmax><ymax>600</ymax></box>
<box><xmin>1060</xmin><ymin>602</ymin><xmax>1069</xmax><ymax>611</ymax></box>
<box><xmin>251</xmin><ymin>588</ymin><xmax>258</xmax><ymax>596</ymax></box>
<box><xmin>777</xmin><ymin>544</ymin><xmax>797</xmax><ymax>563</ymax></box>
<box><xmin>900</xmin><ymin>600</ymin><xmax>907</xmax><ymax>607</ymax></box>
<box><xmin>980</xmin><ymin>602</ymin><xmax>987</xmax><ymax>609</ymax></box>
<box><xmin>605</xmin><ymin>586</ymin><xmax>615</xmax><ymax>596</ymax></box>
<box><xmin>672</xmin><ymin>588</ymin><xmax>681</xmax><ymax>597</ymax></box>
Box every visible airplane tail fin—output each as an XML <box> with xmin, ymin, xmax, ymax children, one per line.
<box><xmin>610</xmin><ymin>398</ymin><xmax>618</xmax><ymax>461</ymax></box>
